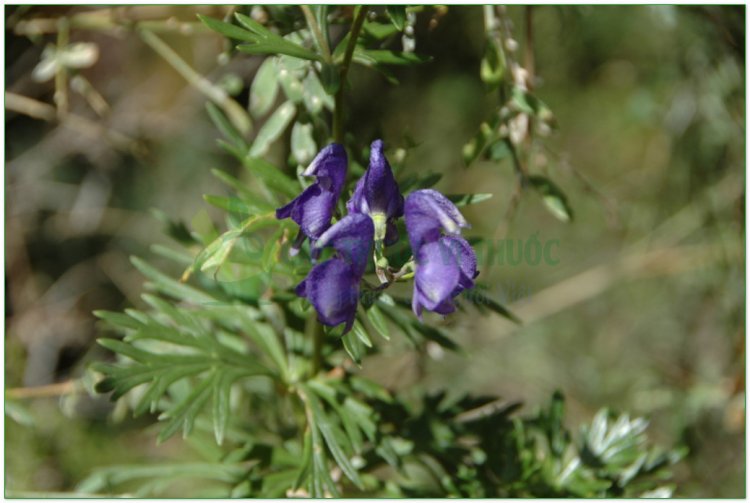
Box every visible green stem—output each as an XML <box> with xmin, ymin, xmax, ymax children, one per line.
<box><xmin>309</xmin><ymin>314</ymin><xmax>324</xmax><ymax>376</ymax></box>
<box><xmin>333</xmin><ymin>5</ymin><xmax>368</xmax><ymax>143</ymax></box>
<box><xmin>301</xmin><ymin>5</ymin><xmax>331</xmax><ymax>63</ymax></box>
<box><xmin>54</xmin><ymin>17</ymin><xmax>69</xmax><ymax>118</ymax></box>
<box><xmin>139</xmin><ymin>28</ymin><xmax>251</xmax><ymax>136</ymax></box>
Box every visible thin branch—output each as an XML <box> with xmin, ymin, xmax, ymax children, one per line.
<box><xmin>6</xmin><ymin>380</ymin><xmax>79</xmax><ymax>399</ymax></box>
<box><xmin>54</xmin><ymin>17</ymin><xmax>70</xmax><ymax>118</ymax></box>
<box><xmin>333</xmin><ymin>5</ymin><xmax>368</xmax><ymax>144</ymax></box>
<box><xmin>524</xmin><ymin>6</ymin><xmax>535</xmax><ymax>91</ymax></box>
<box><xmin>5</xmin><ymin>91</ymin><xmax>143</xmax><ymax>155</ymax></box>
<box><xmin>301</xmin><ymin>5</ymin><xmax>331</xmax><ymax>63</ymax></box>
<box><xmin>13</xmin><ymin>6</ymin><xmax>215</xmax><ymax>36</ymax></box>
<box><xmin>138</xmin><ymin>28</ymin><xmax>251</xmax><ymax>136</ymax></box>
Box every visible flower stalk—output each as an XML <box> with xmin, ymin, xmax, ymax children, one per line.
<box><xmin>333</xmin><ymin>5</ymin><xmax>368</xmax><ymax>143</ymax></box>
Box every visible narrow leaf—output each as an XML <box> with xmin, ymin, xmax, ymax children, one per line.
<box><xmin>248</xmin><ymin>101</ymin><xmax>296</xmax><ymax>158</ymax></box>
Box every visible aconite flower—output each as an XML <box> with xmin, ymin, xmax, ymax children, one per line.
<box><xmin>404</xmin><ymin>189</ymin><xmax>478</xmax><ymax>318</ymax></box>
<box><xmin>295</xmin><ymin>214</ymin><xmax>374</xmax><ymax>332</ymax></box>
<box><xmin>346</xmin><ymin>139</ymin><xmax>404</xmax><ymax>245</ymax></box>
<box><xmin>276</xmin><ymin>143</ymin><xmax>347</xmax><ymax>255</ymax></box>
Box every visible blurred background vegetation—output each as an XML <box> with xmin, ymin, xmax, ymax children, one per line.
<box><xmin>5</xmin><ymin>5</ymin><xmax>744</xmax><ymax>497</ymax></box>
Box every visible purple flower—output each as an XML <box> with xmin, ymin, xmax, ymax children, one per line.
<box><xmin>296</xmin><ymin>214</ymin><xmax>374</xmax><ymax>332</ymax></box>
<box><xmin>276</xmin><ymin>143</ymin><xmax>347</xmax><ymax>254</ymax></box>
<box><xmin>404</xmin><ymin>190</ymin><xmax>478</xmax><ymax>319</ymax></box>
<box><xmin>346</xmin><ymin>139</ymin><xmax>404</xmax><ymax>245</ymax></box>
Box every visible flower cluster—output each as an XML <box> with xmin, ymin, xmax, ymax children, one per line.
<box><xmin>277</xmin><ymin>140</ymin><xmax>478</xmax><ymax>333</ymax></box>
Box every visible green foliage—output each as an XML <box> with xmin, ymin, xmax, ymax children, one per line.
<box><xmin>80</xmin><ymin>4</ymin><xmax>685</xmax><ymax>498</ymax></box>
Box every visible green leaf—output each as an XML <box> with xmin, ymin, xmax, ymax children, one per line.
<box><xmin>363</xmin><ymin>21</ymin><xmax>400</xmax><ymax>41</ymax></box>
<box><xmin>354</xmin><ymin>49</ymin><xmax>432</xmax><ymax>66</ymax></box>
<box><xmin>77</xmin><ymin>462</ymin><xmax>246</xmax><ymax>495</ymax></box>
<box><xmin>342</xmin><ymin>330</ymin><xmax>364</xmax><ymax>365</ymax></box>
<box><xmin>277</xmin><ymin>57</ymin><xmax>306</xmax><ymax>103</ymax></box>
<box><xmin>206</xmin><ymin>102</ymin><xmax>247</xmax><ymax>150</ymax></box>
<box><xmin>249</xmin><ymin>57</ymin><xmax>280</xmax><ymax>118</ymax></box>
<box><xmin>307</xmin><ymin>379</ymin><xmax>365</xmax><ymax>453</ymax></box>
<box><xmin>150</xmin><ymin>208</ymin><xmax>197</xmax><ymax>245</ymax></box>
<box><xmin>463</xmin><ymin>288</ymin><xmax>521</xmax><ymax>324</ymax></box>
<box><xmin>480</xmin><ymin>36</ymin><xmax>505</xmax><ymax>88</ymax></box>
<box><xmin>248</xmin><ymin>101</ymin><xmax>296</xmax><ymax>158</ymax></box>
<box><xmin>6</xmin><ymin>399</ymin><xmax>35</xmax><ymax>427</ymax></box>
<box><xmin>303</xmin><ymin>70</ymin><xmax>334</xmax><ymax>113</ymax></box>
<box><xmin>237</xmin><ymin>311</ymin><xmax>288</xmax><ymax>378</ymax></box>
<box><xmin>94</xmin><ymin>310</ymin><xmax>143</xmax><ymax>331</ymax></box>
<box><xmin>198</xmin><ymin>14</ymin><xmax>256</xmax><ymax>42</ymax></box>
<box><xmin>203</xmin><ymin>195</ymin><xmax>254</xmax><ymax>217</ymax></box>
<box><xmin>293</xmin><ymin>428</ymin><xmax>313</xmax><ymax>491</ymax></box>
<box><xmin>212</xmin><ymin>369</ymin><xmax>243</xmax><ymax>445</ymax></box>
<box><xmin>400</xmin><ymin>172</ymin><xmax>443</xmax><ymax>192</ymax></box>
<box><xmin>446</xmin><ymin>193</ymin><xmax>494</xmax><ymax>207</ymax></box>
<box><xmin>462</xmin><ymin>121</ymin><xmax>498</xmax><ymax>166</ymax></box>
<box><xmin>209</xmin><ymin>169</ymin><xmax>275</xmax><ymax>212</ymax></box>
<box><xmin>352</xmin><ymin>319</ymin><xmax>373</xmax><ymax>348</ymax></box>
<box><xmin>191</xmin><ymin>212</ymin><xmax>278</xmax><ymax>275</ymax></box>
<box><xmin>302</xmin><ymin>385</ymin><xmax>363</xmax><ymax>489</ymax></box>
<box><xmin>290</xmin><ymin>121</ymin><xmax>317</xmax><ymax>166</ymax></box>
<box><xmin>315</xmin><ymin>62</ymin><xmax>337</xmax><ymax>97</ymax></box>
<box><xmin>366</xmin><ymin>304</ymin><xmax>390</xmax><ymax>340</ymax></box>
<box><xmin>134</xmin><ymin>364</ymin><xmax>210</xmax><ymax>417</ymax></box>
<box><xmin>234</xmin><ymin>13</ymin><xmax>321</xmax><ymax>62</ymax></box>
<box><xmin>528</xmin><ymin>175</ymin><xmax>574</xmax><ymax>222</ymax></box>
<box><xmin>131</xmin><ymin>256</ymin><xmax>216</xmax><ymax>305</ymax></box>
<box><xmin>411</xmin><ymin>322</ymin><xmax>462</xmax><ymax>352</ymax></box>
<box><xmin>487</xmin><ymin>138</ymin><xmax>512</xmax><ymax>161</ymax></box>
<box><xmin>157</xmin><ymin>371</ymin><xmax>216</xmax><ymax>443</ymax></box>
<box><xmin>241</xmin><ymin>156</ymin><xmax>299</xmax><ymax>199</ymax></box>
<box><xmin>386</xmin><ymin>6</ymin><xmax>407</xmax><ymax>31</ymax></box>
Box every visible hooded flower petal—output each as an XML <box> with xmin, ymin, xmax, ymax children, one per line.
<box><xmin>297</xmin><ymin>258</ymin><xmax>360</xmax><ymax>331</ymax></box>
<box><xmin>312</xmin><ymin>213</ymin><xmax>374</xmax><ymax>277</ymax></box>
<box><xmin>412</xmin><ymin>239</ymin><xmax>461</xmax><ymax>318</ymax></box>
<box><xmin>440</xmin><ymin>235</ymin><xmax>478</xmax><ymax>294</ymax></box>
<box><xmin>276</xmin><ymin>143</ymin><xmax>347</xmax><ymax>251</ymax></box>
<box><xmin>302</xmin><ymin>143</ymin><xmax>348</xmax><ymax>190</ymax></box>
<box><xmin>346</xmin><ymin>140</ymin><xmax>404</xmax><ymax>242</ymax></box>
<box><xmin>404</xmin><ymin>189</ymin><xmax>469</xmax><ymax>252</ymax></box>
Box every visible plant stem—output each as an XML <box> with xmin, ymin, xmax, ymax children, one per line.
<box><xmin>13</xmin><ymin>6</ymin><xmax>214</xmax><ymax>35</ymax></box>
<box><xmin>6</xmin><ymin>380</ymin><xmax>79</xmax><ymax>399</ymax></box>
<box><xmin>54</xmin><ymin>17</ymin><xmax>70</xmax><ymax>118</ymax></box>
<box><xmin>306</xmin><ymin>312</ymin><xmax>324</xmax><ymax>376</ymax></box>
<box><xmin>5</xmin><ymin>91</ymin><xmax>141</xmax><ymax>155</ymax></box>
<box><xmin>333</xmin><ymin>5</ymin><xmax>368</xmax><ymax>144</ymax></box>
<box><xmin>138</xmin><ymin>27</ymin><xmax>251</xmax><ymax>135</ymax></box>
<box><xmin>301</xmin><ymin>5</ymin><xmax>331</xmax><ymax>63</ymax></box>
<box><xmin>524</xmin><ymin>6</ymin><xmax>535</xmax><ymax>91</ymax></box>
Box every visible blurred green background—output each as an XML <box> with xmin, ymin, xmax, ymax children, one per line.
<box><xmin>5</xmin><ymin>5</ymin><xmax>745</xmax><ymax>497</ymax></box>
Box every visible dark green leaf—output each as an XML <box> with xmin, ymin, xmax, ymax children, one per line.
<box><xmin>528</xmin><ymin>175</ymin><xmax>574</xmax><ymax>222</ymax></box>
<box><xmin>480</xmin><ymin>36</ymin><xmax>505</xmax><ymax>88</ymax></box>
<box><xmin>234</xmin><ymin>13</ymin><xmax>321</xmax><ymax>62</ymax></box>
<box><xmin>342</xmin><ymin>330</ymin><xmax>364</xmax><ymax>365</ymax></box>
<box><xmin>203</xmin><ymin>195</ymin><xmax>254</xmax><ymax>217</ymax></box>
<box><xmin>198</xmin><ymin>14</ymin><xmax>256</xmax><ymax>42</ymax></box>
<box><xmin>206</xmin><ymin>102</ymin><xmax>247</xmax><ymax>150</ymax></box>
<box><xmin>386</xmin><ymin>6</ymin><xmax>407</xmax><ymax>30</ymax></box>
<box><xmin>302</xmin><ymin>385</ymin><xmax>363</xmax><ymax>488</ymax></box>
<box><xmin>241</xmin><ymin>156</ymin><xmax>299</xmax><ymax>199</ymax></box>
<box><xmin>354</xmin><ymin>49</ymin><xmax>432</xmax><ymax>66</ymax></box>
<box><xmin>366</xmin><ymin>304</ymin><xmax>390</xmax><ymax>340</ymax></box>
<box><xmin>446</xmin><ymin>193</ymin><xmax>494</xmax><ymax>207</ymax></box>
